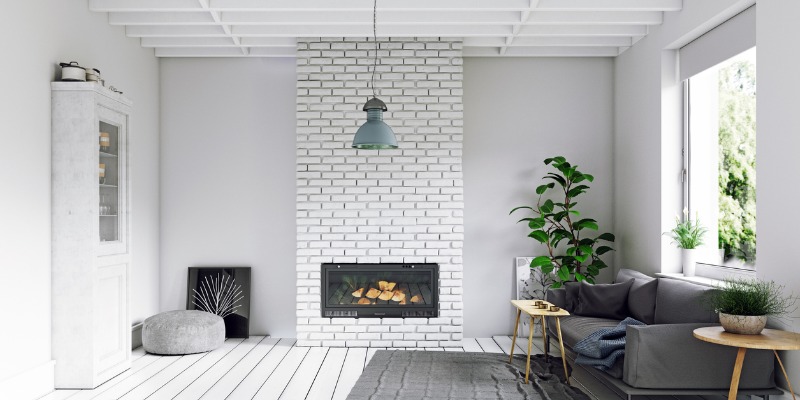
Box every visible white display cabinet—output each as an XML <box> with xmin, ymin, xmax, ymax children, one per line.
<box><xmin>51</xmin><ymin>82</ymin><xmax>131</xmax><ymax>388</ymax></box>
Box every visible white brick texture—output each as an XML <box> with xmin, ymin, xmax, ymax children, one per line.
<box><xmin>296</xmin><ymin>37</ymin><xmax>464</xmax><ymax>347</ymax></box>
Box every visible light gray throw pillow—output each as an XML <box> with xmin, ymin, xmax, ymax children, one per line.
<box><xmin>574</xmin><ymin>279</ymin><xmax>634</xmax><ymax>320</ymax></box>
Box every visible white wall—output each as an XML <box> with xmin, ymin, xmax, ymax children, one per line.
<box><xmin>463</xmin><ymin>58</ymin><xmax>614</xmax><ymax>337</ymax></box>
<box><xmin>613</xmin><ymin>0</ymin><xmax>754</xmax><ymax>275</ymax></box>
<box><xmin>160</xmin><ymin>58</ymin><xmax>297</xmax><ymax>337</ymax></box>
<box><xmin>756</xmin><ymin>1</ymin><xmax>800</xmax><ymax>392</ymax></box>
<box><xmin>0</xmin><ymin>0</ymin><xmax>160</xmax><ymax>395</ymax></box>
<box><xmin>0</xmin><ymin>0</ymin><xmax>160</xmax><ymax>388</ymax></box>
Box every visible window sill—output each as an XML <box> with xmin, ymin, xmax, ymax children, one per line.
<box><xmin>655</xmin><ymin>273</ymin><xmax>722</xmax><ymax>288</ymax></box>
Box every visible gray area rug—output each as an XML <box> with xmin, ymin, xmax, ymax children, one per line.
<box><xmin>347</xmin><ymin>350</ymin><xmax>591</xmax><ymax>400</ymax></box>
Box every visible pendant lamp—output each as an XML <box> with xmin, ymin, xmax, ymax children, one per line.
<box><xmin>352</xmin><ymin>0</ymin><xmax>397</xmax><ymax>149</ymax></box>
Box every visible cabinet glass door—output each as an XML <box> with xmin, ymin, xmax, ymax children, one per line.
<box><xmin>99</xmin><ymin>121</ymin><xmax>119</xmax><ymax>243</ymax></box>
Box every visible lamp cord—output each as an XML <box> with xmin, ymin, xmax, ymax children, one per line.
<box><xmin>371</xmin><ymin>0</ymin><xmax>378</xmax><ymax>99</ymax></box>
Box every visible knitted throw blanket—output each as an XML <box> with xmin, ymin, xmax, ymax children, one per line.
<box><xmin>573</xmin><ymin>317</ymin><xmax>645</xmax><ymax>371</ymax></box>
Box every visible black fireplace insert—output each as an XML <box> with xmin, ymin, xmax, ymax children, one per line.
<box><xmin>321</xmin><ymin>263</ymin><xmax>438</xmax><ymax>318</ymax></box>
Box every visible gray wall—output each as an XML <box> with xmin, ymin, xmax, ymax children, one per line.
<box><xmin>159</xmin><ymin>58</ymin><xmax>297</xmax><ymax>337</ymax></box>
<box><xmin>0</xmin><ymin>0</ymin><xmax>160</xmax><ymax>389</ymax></box>
<box><xmin>462</xmin><ymin>58</ymin><xmax>615</xmax><ymax>337</ymax></box>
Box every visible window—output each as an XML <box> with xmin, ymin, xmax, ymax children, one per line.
<box><xmin>684</xmin><ymin>47</ymin><xmax>756</xmax><ymax>271</ymax></box>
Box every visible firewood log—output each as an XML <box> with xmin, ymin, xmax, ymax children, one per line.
<box><xmin>351</xmin><ymin>288</ymin><xmax>364</xmax><ymax>298</ymax></box>
<box><xmin>357</xmin><ymin>298</ymin><xmax>371</xmax><ymax>305</ymax></box>
<box><xmin>399</xmin><ymin>298</ymin><xmax>407</xmax><ymax>305</ymax></box>
<box><xmin>365</xmin><ymin>288</ymin><xmax>381</xmax><ymax>299</ymax></box>
<box><xmin>391</xmin><ymin>291</ymin><xmax>406</xmax><ymax>302</ymax></box>
<box><xmin>378</xmin><ymin>290</ymin><xmax>394</xmax><ymax>301</ymax></box>
<box><xmin>410</xmin><ymin>295</ymin><xmax>422</xmax><ymax>303</ymax></box>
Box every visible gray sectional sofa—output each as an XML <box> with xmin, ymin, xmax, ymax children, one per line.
<box><xmin>545</xmin><ymin>269</ymin><xmax>780</xmax><ymax>399</ymax></box>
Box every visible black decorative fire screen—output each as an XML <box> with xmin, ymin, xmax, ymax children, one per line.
<box><xmin>321</xmin><ymin>263</ymin><xmax>438</xmax><ymax>318</ymax></box>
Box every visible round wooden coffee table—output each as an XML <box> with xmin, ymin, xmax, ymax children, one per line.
<box><xmin>693</xmin><ymin>326</ymin><xmax>800</xmax><ymax>400</ymax></box>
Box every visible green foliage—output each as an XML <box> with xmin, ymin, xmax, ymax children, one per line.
<box><xmin>718</xmin><ymin>58</ymin><xmax>757</xmax><ymax>263</ymax></box>
<box><xmin>709</xmin><ymin>278</ymin><xmax>796</xmax><ymax>316</ymax></box>
<box><xmin>664</xmin><ymin>209</ymin><xmax>707</xmax><ymax>249</ymax></box>
<box><xmin>511</xmin><ymin>156</ymin><xmax>615</xmax><ymax>287</ymax></box>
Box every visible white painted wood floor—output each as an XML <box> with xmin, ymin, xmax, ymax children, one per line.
<box><xmin>39</xmin><ymin>336</ymin><xmax>730</xmax><ymax>400</ymax></box>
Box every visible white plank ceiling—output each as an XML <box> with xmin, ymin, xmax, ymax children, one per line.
<box><xmin>89</xmin><ymin>0</ymin><xmax>683</xmax><ymax>58</ymax></box>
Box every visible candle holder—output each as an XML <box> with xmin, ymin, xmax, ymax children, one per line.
<box><xmin>549</xmin><ymin>306</ymin><xmax>560</xmax><ymax>312</ymax></box>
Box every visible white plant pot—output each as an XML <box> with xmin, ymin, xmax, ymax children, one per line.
<box><xmin>719</xmin><ymin>312</ymin><xmax>767</xmax><ymax>335</ymax></box>
<box><xmin>681</xmin><ymin>249</ymin><xmax>697</xmax><ymax>277</ymax></box>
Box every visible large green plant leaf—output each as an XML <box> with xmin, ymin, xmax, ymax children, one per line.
<box><xmin>544</xmin><ymin>173</ymin><xmax>567</xmax><ymax>186</ymax></box>
<box><xmin>596</xmin><ymin>246</ymin><xmax>614</xmax><ymax>255</ymax></box>
<box><xmin>596</xmin><ymin>232</ymin><xmax>616</xmax><ymax>242</ymax></box>
<box><xmin>536</xmin><ymin>183</ymin><xmax>555</xmax><ymax>195</ymax></box>
<box><xmin>528</xmin><ymin>230</ymin><xmax>549</xmax><ymax>243</ymax></box>
<box><xmin>540</xmin><ymin>199</ymin><xmax>555</xmax><ymax>214</ymax></box>
<box><xmin>527</xmin><ymin>218</ymin><xmax>546</xmax><ymax>229</ymax></box>
<box><xmin>530</xmin><ymin>256</ymin><xmax>552</xmax><ymax>268</ymax></box>
<box><xmin>574</xmin><ymin>218</ymin><xmax>599</xmax><ymax>230</ymax></box>
<box><xmin>510</xmin><ymin>206</ymin><xmax>535</xmax><ymax>215</ymax></box>
<box><xmin>557</xmin><ymin>266</ymin><xmax>570</xmax><ymax>281</ymax></box>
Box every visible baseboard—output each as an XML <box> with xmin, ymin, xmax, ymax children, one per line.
<box><xmin>0</xmin><ymin>360</ymin><xmax>55</xmax><ymax>400</ymax></box>
<box><xmin>132</xmin><ymin>322</ymin><xmax>143</xmax><ymax>349</ymax></box>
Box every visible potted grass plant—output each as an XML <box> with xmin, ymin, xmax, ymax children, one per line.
<box><xmin>709</xmin><ymin>278</ymin><xmax>796</xmax><ymax>334</ymax></box>
<box><xmin>664</xmin><ymin>208</ymin><xmax>707</xmax><ymax>276</ymax></box>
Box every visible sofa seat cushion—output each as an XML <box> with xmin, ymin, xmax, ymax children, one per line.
<box><xmin>654</xmin><ymin>279</ymin><xmax>718</xmax><ymax>324</ymax></box>
<box><xmin>550</xmin><ymin>315</ymin><xmax>621</xmax><ymax>349</ymax></box>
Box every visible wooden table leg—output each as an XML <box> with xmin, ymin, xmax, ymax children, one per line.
<box><xmin>555</xmin><ymin>317</ymin><xmax>570</xmax><ymax>385</ymax></box>
<box><xmin>728</xmin><ymin>347</ymin><xmax>747</xmax><ymax>400</ymax></box>
<box><xmin>509</xmin><ymin>309</ymin><xmax>521</xmax><ymax>363</ymax></box>
<box><xmin>525</xmin><ymin>315</ymin><xmax>535</xmax><ymax>384</ymax></box>
<box><xmin>774</xmin><ymin>350</ymin><xmax>797</xmax><ymax>400</ymax></box>
<box><xmin>541</xmin><ymin>315</ymin><xmax>549</xmax><ymax>361</ymax></box>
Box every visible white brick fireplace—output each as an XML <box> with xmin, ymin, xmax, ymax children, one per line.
<box><xmin>295</xmin><ymin>37</ymin><xmax>464</xmax><ymax>347</ymax></box>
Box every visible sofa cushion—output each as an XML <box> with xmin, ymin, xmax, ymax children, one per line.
<box><xmin>574</xmin><ymin>279</ymin><xmax>634</xmax><ymax>320</ymax></box>
<box><xmin>550</xmin><ymin>315</ymin><xmax>621</xmax><ymax>349</ymax></box>
<box><xmin>627</xmin><ymin>279</ymin><xmax>659</xmax><ymax>324</ymax></box>
<box><xmin>615</xmin><ymin>269</ymin><xmax>659</xmax><ymax>325</ymax></box>
<box><xmin>563</xmin><ymin>281</ymin><xmax>581</xmax><ymax>312</ymax></box>
<box><xmin>654</xmin><ymin>279</ymin><xmax>718</xmax><ymax>324</ymax></box>
<box><xmin>616</xmin><ymin>268</ymin><xmax>653</xmax><ymax>283</ymax></box>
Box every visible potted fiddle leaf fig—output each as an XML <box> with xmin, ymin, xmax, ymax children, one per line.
<box><xmin>709</xmin><ymin>278</ymin><xmax>796</xmax><ymax>335</ymax></box>
<box><xmin>510</xmin><ymin>156</ymin><xmax>615</xmax><ymax>288</ymax></box>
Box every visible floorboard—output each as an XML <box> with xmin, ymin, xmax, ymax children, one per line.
<box><xmin>475</xmin><ymin>337</ymin><xmax>504</xmax><ymax>353</ymax></box>
<box><xmin>143</xmin><ymin>338</ymin><xmax>244</xmax><ymax>399</ymax></box>
<box><xmin>199</xmin><ymin>337</ymin><xmax>279</xmax><ymax>400</ymax></box>
<box><xmin>461</xmin><ymin>338</ymin><xmax>483</xmax><ymax>352</ymax></box>
<box><xmin>279</xmin><ymin>347</ymin><xmax>329</xmax><ymax>400</ymax></box>
<box><xmin>119</xmin><ymin>351</ymin><xmax>207</xmax><ymax>400</ymax></box>
<box><xmin>251</xmin><ymin>346</ymin><xmax>311</xmax><ymax>400</ymax></box>
<box><xmin>92</xmin><ymin>356</ymin><xmax>180</xmax><ymax>400</ymax></box>
<box><xmin>172</xmin><ymin>336</ymin><xmax>263</xmax><ymax>399</ymax></box>
<box><xmin>304</xmin><ymin>347</ymin><xmax>347</xmax><ymax>400</ymax></box>
<box><xmin>330</xmin><ymin>348</ymin><xmax>367</xmax><ymax>400</ymax></box>
<box><xmin>64</xmin><ymin>353</ymin><xmax>162</xmax><ymax>400</ymax></box>
<box><xmin>226</xmin><ymin>338</ymin><xmax>295</xmax><ymax>400</ymax></box>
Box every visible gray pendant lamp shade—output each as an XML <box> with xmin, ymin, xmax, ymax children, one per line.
<box><xmin>352</xmin><ymin>97</ymin><xmax>398</xmax><ymax>149</ymax></box>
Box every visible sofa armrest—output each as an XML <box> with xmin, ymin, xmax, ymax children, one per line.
<box><xmin>545</xmin><ymin>288</ymin><xmax>568</xmax><ymax>310</ymax></box>
<box><xmin>624</xmin><ymin>323</ymin><xmax>775</xmax><ymax>389</ymax></box>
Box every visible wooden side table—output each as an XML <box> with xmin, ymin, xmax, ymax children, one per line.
<box><xmin>509</xmin><ymin>300</ymin><xmax>571</xmax><ymax>384</ymax></box>
<box><xmin>693</xmin><ymin>326</ymin><xmax>800</xmax><ymax>400</ymax></box>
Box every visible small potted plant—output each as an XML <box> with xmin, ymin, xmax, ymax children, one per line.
<box><xmin>709</xmin><ymin>278</ymin><xmax>796</xmax><ymax>335</ymax></box>
<box><xmin>664</xmin><ymin>208</ymin><xmax>707</xmax><ymax>276</ymax></box>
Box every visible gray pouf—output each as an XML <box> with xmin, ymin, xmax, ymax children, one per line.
<box><xmin>142</xmin><ymin>310</ymin><xmax>225</xmax><ymax>355</ymax></box>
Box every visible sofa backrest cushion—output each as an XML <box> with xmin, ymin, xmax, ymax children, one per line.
<box><xmin>564</xmin><ymin>282</ymin><xmax>581</xmax><ymax>312</ymax></box>
<box><xmin>654</xmin><ymin>279</ymin><xmax>718</xmax><ymax>324</ymax></box>
<box><xmin>616</xmin><ymin>269</ymin><xmax>658</xmax><ymax>324</ymax></box>
<box><xmin>574</xmin><ymin>279</ymin><xmax>634</xmax><ymax>320</ymax></box>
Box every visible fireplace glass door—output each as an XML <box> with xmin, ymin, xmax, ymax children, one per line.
<box><xmin>321</xmin><ymin>263</ymin><xmax>438</xmax><ymax>318</ymax></box>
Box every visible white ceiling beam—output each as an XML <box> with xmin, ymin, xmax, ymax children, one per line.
<box><xmin>463</xmin><ymin>46</ymin><xmax>620</xmax><ymax>57</ymax></box>
<box><xmin>92</xmin><ymin>0</ymin><xmax>680</xmax><ymax>12</ymax></box>
<box><xmin>232</xmin><ymin>25</ymin><xmax>512</xmax><ymax>37</ymax></box>
<box><xmin>501</xmin><ymin>0</ymin><xmax>539</xmax><ymax>55</ymax></box>
<box><xmin>154</xmin><ymin>47</ymin><xmax>295</xmax><ymax>57</ymax></box>
<box><xmin>140</xmin><ymin>37</ymin><xmax>297</xmax><ymax>47</ymax></box>
<box><xmin>126</xmin><ymin>25</ymin><xmax>228</xmax><ymax>37</ymax></box>
<box><xmin>109</xmin><ymin>10</ymin><xmax>662</xmax><ymax>26</ymax></box>
<box><xmin>466</xmin><ymin>36</ymin><xmax>633</xmax><ymax>47</ymax></box>
<box><xmin>517</xmin><ymin>24</ymin><xmax>647</xmax><ymax>36</ymax></box>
